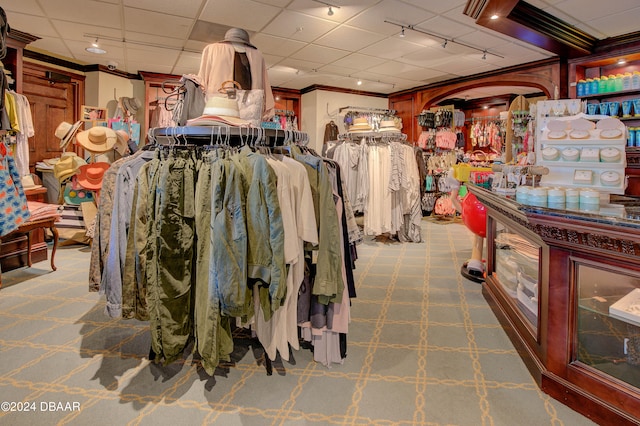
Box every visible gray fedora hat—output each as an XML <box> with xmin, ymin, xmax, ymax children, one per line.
<box><xmin>222</xmin><ymin>28</ymin><xmax>256</xmax><ymax>49</ymax></box>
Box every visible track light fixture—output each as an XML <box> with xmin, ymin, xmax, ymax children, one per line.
<box><xmin>383</xmin><ymin>20</ymin><xmax>504</xmax><ymax>59</ymax></box>
<box><xmin>400</xmin><ymin>27</ymin><xmax>405</xmax><ymax>38</ymax></box>
<box><xmin>310</xmin><ymin>0</ymin><xmax>340</xmax><ymax>16</ymax></box>
<box><xmin>442</xmin><ymin>40</ymin><xmax>448</xmax><ymax>49</ymax></box>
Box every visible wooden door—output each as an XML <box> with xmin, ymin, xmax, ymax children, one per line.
<box><xmin>21</xmin><ymin>62</ymin><xmax>85</xmax><ymax>171</ymax></box>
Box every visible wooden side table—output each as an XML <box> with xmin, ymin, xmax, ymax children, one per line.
<box><xmin>0</xmin><ymin>217</ymin><xmax>59</xmax><ymax>287</ymax></box>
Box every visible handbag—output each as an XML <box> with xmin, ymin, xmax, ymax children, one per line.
<box><xmin>218</xmin><ymin>80</ymin><xmax>264</xmax><ymax>127</ymax></box>
<box><xmin>63</xmin><ymin>176</ymin><xmax>94</xmax><ymax>205</ymax></box>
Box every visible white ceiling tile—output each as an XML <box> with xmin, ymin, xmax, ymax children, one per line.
<box><xmin>52</xmin><ymin>21</ymin><xmax>122</xmax><ymax>43</ymax></box>
<box><xmin>317</xmin><ymin>64</ymin><xmax>358</xmax><ymax>78</ymax></box>
<box><xmin>413</xmin><ymin>16</ymin><xmax>476</xmax><ymax>39</ymax></box>
<box><xmin>583</xmin><ymin>7</ymin><xmax>640</xmax><ymax>38</ymax></box>
<box><xmin>279</xmin><ymin>57</ymin><xmax>325</xmax><ymax>73</ymax></box>
<box><xmin>3</xmin><ymin>0</ymin><xmax>45</xmax><ymax>17</ymax></box>
<box><xmin>251</xmin><ymin>33</ymin><xmax>307</xmax><ymax>57</ymax></box>
<box><xmin>401</xmin><ymin>0</ymin><xmax>467</xmax><ymax>15</ymax></box>
<box><xmin>183</xmin><ymin>39</ymin><xmax>210</xmax><ymax>52</ymax></box>
<box><xmin>331</xmin><ymin>53</ymin><xmax>387</xmax><ymax>71</ymax></box>
<box><xmin>368</xmin><ymin>61</ymin><xmax>440</xmax><ymax>81</ymax></box>
<box><xmin>125</xmin><ymin>46</ymin><xmax>180</xmax><ymax>65</ymax></box>
<box><xmin>346</xmin><ymin>0</ymin><xmax>436</xmax><ymax>35</ymax></box>
<box><xmin>315</xmin><ymin>25</ymin><xmax>385</xmax><ymax>52</ymax></box>
<box><xmin>257</xmin><ymin>0</ymin><xmax>290</xmax><ymax>7</ymax></box>
<box><xmin>124</xmin><ymin>8</ymin><xmax>192</xmax><ymax>39</ymax></box>
<box><xmin>199</xmin><ymin>0</ymin><xmax>282</xmax><ymax>32</ymax></box>
<box><xmin>262</xmin><ymin>10</ymin><xmax>338</xmax><ymax>42</ymax></box>
<box><xmin>39</xmin><ymin>0</ymin><xmax>121</xmax><ymax>27</ymax></box>
<box><xmin>359</xmin><ymin>38</ymin><xmax>423</xmax><ymax>60</ymax></box>
<box><xmin>130</xmin><ymin>62</ymin><xmax>174</xmax><ymax>74</ymax></box>
<box><xmin>291</xmin><ymin>44</ymin><xmax>349</xmax><ymax>64</ymax></box>
<box><xmin>262</xmin><ymin>53</ymin><xmax>285</xmax><ymax>67</ymax></box>
<box><xmin>123</xmin><ymin>0</ymin><xmax>203</xmax><ymax>18</ymax></box>
<box><xmin>553</xmin><ymin>0</ymin><xmax>640</xmax><ymax>23</ymax></box>
<box><xmin>287</xmin><ymin>0</ymin><xmax>378</xmax><ymax>23</ymax></box>
<box><xmin>397</xmin><ymin>47</ymin><xmax>460</xmax><ymax>68</ymax></box>
<box><xmin>124</xmin><ymin>31</ymin><xmax>185</xmax><ymax>49</ymax></box>
<box><xmin>6</xmin><ymin>13</ymin><xmax>58</xmax><ymax>38</ymax></box>
<box><xmin>442</xmin><ymin>4</ymin><xmax>476</xmax><ymax>26</ymax></box>
<box><xmin>455</xmin><ymin>30</ymin><xmax>515</xmax><ymax>52</ymax></box>
<box><xmin>27</xmin><ymin>39</ymin><xmax>73</xmax><ymax>59</ymax></box>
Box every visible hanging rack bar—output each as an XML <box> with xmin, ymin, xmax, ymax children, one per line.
<box><xmin>339</xmin><ymin>105</ymin><xmax>396</xmax><ymax>114</ymax></box>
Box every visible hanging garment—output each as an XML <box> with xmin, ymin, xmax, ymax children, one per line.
<box><xmin>0</xmin><ymin>142</ymin><xmax>30</xmax><ymax>237</ymax></box>
<box><xmin>323</xmin><ymin>121</ymin><xmax>339</xmax><ymax>144</ymax></box>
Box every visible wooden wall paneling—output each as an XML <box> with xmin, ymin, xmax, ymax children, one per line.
<box><xmin>388</xmin><ymin>92</ymin><xmax>416</xmax><ymax>142</ymax></box>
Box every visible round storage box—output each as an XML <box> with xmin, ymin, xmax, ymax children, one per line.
<box><xmin>541</xmin><ymin>147</ymin><xmax>560</xmax><ymax>161</ymax></box>
<box><xmin>529</xmin><ymin>187</ymin><xmax>548</xmax><ymax>207</ymax></box>
<box><xmin>515</xmin><ymin>186</ymin><xmax>531</xmax><ymax>204</ymax></box>
<box><xmin>600</xmin><ymin>170</ymin><xmax>622</xmax><ymax>187</ymax></box>
<box><xmin>580</xmin><ymin>189</ymin><xmax>600</xmax><ymax>206</ymax></box>
<box><xmin>561</xmin><ymin>147</ymin><xmax>581</xmax><ymax>161</ymax></box>
<box><xmin>565</xmin><ymin>188</ymin><xmax>580</xmax><ymax>204</ymax></box>
<box><xmin>547</xmin><ymin>187</ymin><xmax>565</xmax><ymax>204</ymax></box>
<box><xmin>600</xmin><ymin>147</ymin><xmax>621</xmax><ymax>162</ymax></box>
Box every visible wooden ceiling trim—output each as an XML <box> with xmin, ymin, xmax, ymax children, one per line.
<box><xmin>466</xmin><ymin>0</ymin><xmax>596</xmax><ymax>58</ymax></box>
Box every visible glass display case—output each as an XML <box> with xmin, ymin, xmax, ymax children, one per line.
<box><xmin>576</xmin><ymin>262</ymin><xmax>640</xmax><ymax>389</ymax></box>
<box><xmin>494</xmin><ymin>221</ymin><xmax>540</xmax><ymax>333</ymax></box>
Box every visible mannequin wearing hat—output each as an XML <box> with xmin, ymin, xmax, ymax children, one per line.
<box><xmin>197</xmin><ymin>28</ymin><xmax>274</xmax><ymax>119</ymax></box>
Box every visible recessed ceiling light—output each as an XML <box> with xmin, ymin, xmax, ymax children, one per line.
<box><xmin>618</xmin><ymin>58</ymin><xmax>627</xmax><ymax>65</ymax></box>
<box><xmin>357</xmin><ymin>80</ymin><xmax>362</xmax><ymax>86</ymax></box>
<box><xmin>490</xmin><ymin>14</ymin><xmax>499</xmax><ymax>20</ymax></box>
<box><xmin>483</xmin><ymin>105</ymin><xmax>489</xmax><ymax>109</ymax></box>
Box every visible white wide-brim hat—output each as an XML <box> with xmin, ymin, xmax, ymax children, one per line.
<box><xmin>55</xmin><ymin>121</ymin><xmax>83</xmax><ymax>149</ymax></box>
<box><xmin>76</xmin><ymin>126</ymin><xmax>117</xmax><ymax>153</ymax></box>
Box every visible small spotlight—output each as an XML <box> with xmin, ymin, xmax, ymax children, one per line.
<box><xmin>328</xmin><ymin>6</ymin><xmax>334</xmax><ymax>16</ymax></box>
<box><xmin>482</xmin><ymin>50</ymin><xmax>487</xmax><ymax>60</ymax></box>
<box><xmin>490</xmin><ymin>14</ymin><xmax>499</xmax><ymax>20</ymax></box>
<box><xmin>86</xmin><ymin>37</ymin><xmax>106</xmax><ymax>54</ymax></box>
<box><xmin>399</xmin><ymin>27</ymin><xmax>405</xmax><ymax>38</ymax></box>
<box><xmin>483</xmin><ymin>105</ymin><xmax>489</xmax><ymax>110</ymax></box>
<box><xmin>92</xmin><ymin>38</ymin><xmax>99</xmax><ymax>48</ymax></box>
<box><xmin>357</xmin><ymin>80</ymin><xmax>362</xmax><ymax>86</ymax></box>
<box><xmin>442</xmin><ymin>40</ymin><xmax>448</xmax><ymax>49</ymax></box>
<box><xmin>618</xmin><ymin>58</ymin><xmax>627</xmax><ymax>65</ymax></box>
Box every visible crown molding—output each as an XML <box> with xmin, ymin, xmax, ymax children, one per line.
<box><xmin>300</xmin><ymin>84</ymin><xmax>388</xmax><ymax>98</ymax></box>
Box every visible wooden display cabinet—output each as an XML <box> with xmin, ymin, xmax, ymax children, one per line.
<box><xmin>469</xmin><ymin>184</ymin><xmax>640</xmax><ymax>425</ymax></box>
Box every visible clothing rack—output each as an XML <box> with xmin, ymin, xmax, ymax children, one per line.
<box><xmin>274</xmin><ymin>109</ymin><xmax>295</xmax><ymax>117</ymax></box>
<box><xmin>338</xmin><ymin>105</ymin><xmax>396</xmax><ymax>115</ymax></box>
<box><xmin>151</xmin><ymin>126</ymin><xmax>309</xmax><ymax>148</ymax></box>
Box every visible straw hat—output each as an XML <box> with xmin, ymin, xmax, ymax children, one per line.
<box><xmin>349</xmin><ymin>117</ymin><xmax>372</xmax><ymax>133</ymax></box>
<box><xmin>188</xmin><ymin>97</ymin><xmax>250</xmax><ymax>126</ymax></box>
<box><xmin>55</xmin><ymin>121</ymin><xmax>83</xmax><ymax>149</ymax></box>
<box><xmin>222</xmin><ymin>28</ymin><xmax>256</xmax><ymax>49</ymax></box>
<box><xmin>379</xmin><ymin>120</ymin><xmax>400</xmax><ymax>133</ymax></box>
<box><xmin>21</xmin><ymin>174</ymin><xmax>42</xmax><ymax>190</ymax></box>
<box><xmin>122</xmin><ymin>97</ymin><xmax>142</xmax><ymax>115</ymax></box>
<box><xmin>114</xmin><ymin>130</ymin><xmax>130</xmax><ymax>156</ymax></box>
<box><xmin>76</xmin><ymin>162</ymin><xmax>110</xmax><ymax>191</ymax></box>
<box><xmin>76</xmin><ymin>127</ymin><xmax>117</xmax><ymax>153</ymax></box>
<box><xmin>53</xmin><ymin>153</ymin><xmax>87</xmax><ymax>182</ymax></box>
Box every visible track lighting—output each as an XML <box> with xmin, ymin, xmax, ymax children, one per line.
<box><xmin>86</xmin><ymin>37</ymin><xmax>106</xmax><ymax>54</ymax></box>
<box><xmin>310</xmin><ymin>0</ymin><xmax>340</xmax><ymax>16</ymax></box>
<box><xmin>383</xmin><ymin>20</ymin><xmax>504</xmax><ymax>59</ymax></box>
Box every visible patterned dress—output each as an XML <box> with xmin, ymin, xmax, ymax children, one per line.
<box><xmin>0</xmin><ymin>142</ymin><xmax>30</xmax><ymax>237</ymax></box>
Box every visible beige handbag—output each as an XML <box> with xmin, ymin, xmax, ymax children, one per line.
<box><xmin>218</xmin><ymin>80</ymin><xmax>264</xmax><ymax>127</ymax></box>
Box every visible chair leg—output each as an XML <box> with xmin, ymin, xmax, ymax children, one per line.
<box><xmin>26</xmin><ymin>231</ymin><xmax>33</xmax><ymax>267</ymax></box>
<box><xmin>50</xmin><ymin>226</ymin><xmax>58</xmax><ymax>271</ymax></box>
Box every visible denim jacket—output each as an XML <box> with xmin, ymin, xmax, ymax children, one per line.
<box><xmin>235</xmin><ymin>147</ymin><xmax>286</xmax><ymax>316</ymax></box>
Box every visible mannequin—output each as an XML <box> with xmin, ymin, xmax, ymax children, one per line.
<box><xmin>197</xmin><ymin>28</ymin><xmax>274</xmax><ymax>119</ymax></box>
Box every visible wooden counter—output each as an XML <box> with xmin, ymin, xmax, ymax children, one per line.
<box><xmin>468</xmin><ymin>184</ymin><xmax>640</xmax><ymax>425</ymax></box>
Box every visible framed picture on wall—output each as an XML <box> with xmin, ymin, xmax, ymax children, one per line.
<box><xmin>81</xmin><ymin>105</ymin><xmax>107</xmax><ymax>121</ymax></box>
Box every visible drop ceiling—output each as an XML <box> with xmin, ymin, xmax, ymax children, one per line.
<box><xmin>3</xmin><ymin>0</ymin><xmax>639</xmax><ymax>96</ymax></box>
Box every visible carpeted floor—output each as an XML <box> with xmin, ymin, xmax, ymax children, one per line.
<box><xmin>0</xmin><ymin>219</ymin><xmax>595</xmax><ymax>425</ymax></box>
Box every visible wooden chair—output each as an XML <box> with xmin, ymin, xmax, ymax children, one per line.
<box><xmin>0</xmin><ymin>217</ymin><xmax>59</xmax><ymax>287</ymax></box>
